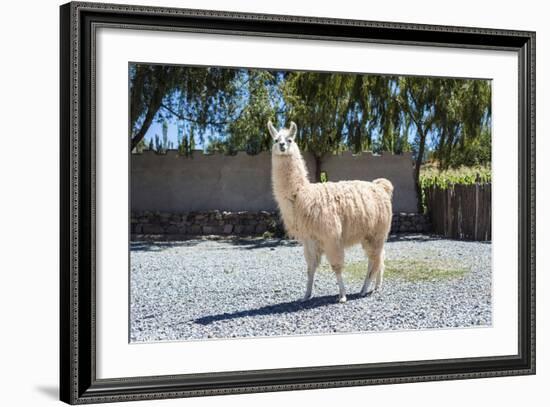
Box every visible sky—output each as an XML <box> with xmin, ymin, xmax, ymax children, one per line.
<box><xmin>142</xmin><ymin>111</ymin><xmax>416</xmax><ymax>152</ymax></box>
<box><xmin>144</xmin><ymin>120</ymin><xmax>181</xmax><ymax>148</ymax></box>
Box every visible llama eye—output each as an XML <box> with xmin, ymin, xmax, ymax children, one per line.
<box><xmin>287</xmin><ymin>139</ymin><xmax>292</xmax><ymax>143</ymax></box>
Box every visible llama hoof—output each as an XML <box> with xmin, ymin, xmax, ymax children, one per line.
<box><xmin>338</xmin><ymin>295</ymin><xmax>347</xmax><ymax>303</ymax></box>
<box><xmin>360</xmin><ymin>281</ymin><xmax>375</xmax><ymax>296</ymax></box>
<box><xmin>300</xmin><ymin>295</ymin><xmax>312</xmax><ymax>302</ymax></box>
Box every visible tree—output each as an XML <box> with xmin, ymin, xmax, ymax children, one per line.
<box><xmin>397</xmin><ymin>77</ymin><xmax>438</xmax><ymax>189</ymax></box>
<box><xmin>129</xmin><ymin>64</ymin><xmax>238</xmax><ymax>151</ymax></box>
<box><xmin>430</xmin><ymin>79</ymin><xmax>491</xmax><ymax>169</ymax></box>
<box><xmin>130</xmin><ymin>65</ymin><xmax>179</xmax><ymax>151</ymax></box>
<box><xmin>361</xmin><ymin>76</ymin><xmax>412</xmax><ymax>154</ymax></box>
<box><xmin>152</xmin><ymin>121</ymin><xmax>173</xmax><ymax>154</ymax></box>
<box><xmin>208</xmin><ymin>70</ymin><xmax>283</xmax><ymax>155</ymax></box>
<box><xmin>281</xmin><ymin>72</ymin><xmax>361</xmax><ymax>181</ymax></box>
<box><xmin>281</xmin><ymin>73</ymin><xmax>414</xmax><ymax>180</ymax></box>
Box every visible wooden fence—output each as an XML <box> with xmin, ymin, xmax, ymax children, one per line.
<box><xmin>424</xmin><ymin>183</ymin><xmax>491</xmax><ymax>241</ymax></box>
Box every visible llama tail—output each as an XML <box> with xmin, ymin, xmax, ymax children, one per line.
<box><xmin>373</xmin><ymin>178</ymin><xmax>394</xmax><ymax>198</ymax></box>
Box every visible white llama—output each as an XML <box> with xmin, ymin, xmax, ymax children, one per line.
<box><xmin>269</xmin><ymin>121</ymin><xmax>393</xmax><ymax>303</ymax></box>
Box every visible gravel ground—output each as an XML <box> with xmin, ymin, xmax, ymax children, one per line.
<box><xmin>130</xmin><ymin>234</ymin><xmax>491</xmax><ymax>342</ymax></box>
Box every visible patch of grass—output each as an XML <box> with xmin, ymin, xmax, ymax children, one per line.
<box><xmin>321</xmin><ymin>258</ymin><xmax>468</xmax><ymax>283</ymax></box>
<box><xmin>385</xmin><ymin>259</ymin><xmax>468</xmax><ymax>281</ymax></box>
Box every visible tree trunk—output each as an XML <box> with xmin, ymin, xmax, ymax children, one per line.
<box><xmin>313</xmin><ymin>154</ymin><xmax>322</xmax><ymax>183</ymax></box>
<box><xmin>130</xmin><ymin>89</ymin><xmax>163</xmax><ymax>151</ymax></box>
<box><xmin>415</xmin><ymin>128</ymin><xmax>427</xmax><ymax>212</ymax></box>
<box><xmin>437</xmin><ymin>127</ymin><xmax>447</xmax><ymax>167</ymax></box>
<box><xmin>130</xmin><ymin>66</ymin><xmax>176</xmax><ymax>152</ymax></box>
<box><xmin>129</xmin><ymin>66</ymin><xmax>146</xmax><ymax>133</ymax></box>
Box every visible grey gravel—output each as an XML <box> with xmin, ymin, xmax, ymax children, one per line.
<box><xmin>130</xmin><ymin>234</ymin><xmax>491</xmax><ymax>342</ymax></box>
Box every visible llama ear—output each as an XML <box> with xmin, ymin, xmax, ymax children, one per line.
<box><xmin>267</xmin><ymin>121</ymin><xmax>278</xmax><ymax>139</ymax></box>
<box><xmin>288</xmin><ymin>121</ymin><xmax>297</xmax><ymax>139</ymax></box>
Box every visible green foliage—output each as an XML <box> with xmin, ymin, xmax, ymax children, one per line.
<box><xmin>177</xmin><ymin>126</ymin><xmax>195</xmax><ymax>157</ymax></box>
<box><xmin>282</xmin><ymin>72</ymin><xmax>352</xmax><ymax>157</ymax></box>
<box><xmin>396</xmin><ymin>76</ymin><xmax>439</xmax><ymax>185</ymax></box>
<box><xmin>420</xmin><ymin>164</ymin><xmax>491</xmax><ymax>189</ymax></box>
<box><xmin>228</xmin><ymin>71</ymin><xmax>280</xmax><ymax>155</ymax></box>
<box><xmin>204</xmin><ymin>70</ymin><xmax>282</xmax><ymax>155</ymax></box>
<box><xmin>418</xmin><ymin>164</ymin><xmax>491</xmax><ymax>213</ymax></box>
<box><xmin>129</xmin><ymin>64</ymin><xmax>239</xmax><ymax>150</ymax></box>
<box><xmin>446</xmin><ymin>127</ymin><xmax>491</xmax><ymax>168</ymax></box>
<box><xmin>152</xmin><ymin>121</ymin><xmax>174</xmax><ymax>154</ymax></box>
<box><xmin>430</xmin><ymin>80</ymin><xmax>492</xmax><ymax>169</ymax></box>
<box><xmin>133</xmin><ymin>139</ymin><xmax>147</xmax><ymax>153</ymax></box>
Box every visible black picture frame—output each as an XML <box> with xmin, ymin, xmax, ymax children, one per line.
<box><xmin>60</xmin><ymin>1</ymin><xmax>536</xmax><ymax>404</ymax></box>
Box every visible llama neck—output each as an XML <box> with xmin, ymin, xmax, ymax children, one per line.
<box><xmin>272</xmin><ymin>151</ymin><xmax>310</xmax><ymax>200</ymax></box>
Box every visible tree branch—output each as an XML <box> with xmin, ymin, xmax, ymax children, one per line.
<box><xmin>160</xmin><ymin>103</ymin><xmax>285</xmax><ymax>127</ymax></box>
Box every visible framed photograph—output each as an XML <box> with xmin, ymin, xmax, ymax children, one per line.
<box><xmin>60</xmin><ymin>1</ymin><xmax>535</xmax><ymax>404</ymax></box>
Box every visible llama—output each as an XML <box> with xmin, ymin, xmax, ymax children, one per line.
<box><xmin>268</xmin><ymin>121</ymin><xmax>393</xmax><ymax>303</ymax></box>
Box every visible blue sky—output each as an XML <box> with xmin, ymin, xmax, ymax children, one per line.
<box><xmin>144</xmin><ymin>120</ymin><xmax>181</xmax><ymax>148</ymax></box>
<box><xmin>142</xmin><ymin>111</ymin><xmax>418</xmax><ymax>152</ymax></box>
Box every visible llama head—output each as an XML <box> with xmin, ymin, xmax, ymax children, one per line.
<box><xmin>268</xmin><ymin>121</ymin><xmax>299</xmax><ymax>157</ymax></box>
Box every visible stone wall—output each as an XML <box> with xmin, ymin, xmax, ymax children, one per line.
<box><xmin>131</xmin><ymin>150</ymin><xmax>419</xmax><ymax>214</ymax></box>
<box><xmin>131</xmin><ymin>211</ymin><xmax>429</xmax><ymax>240</ymax></box>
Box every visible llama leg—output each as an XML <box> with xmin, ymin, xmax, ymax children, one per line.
<box><xmin>360</xmin><ymin>241</ymin><xmax>374</xmax><ymax>296</ymax></box>
<box><xmin>335</xmin><ymin>269</ymin><xmax>347</xmax><ymax>303</ymax></box>
<box><xmin>324</xmin><ymin>244</ymin><xmax>346</xmax><ymax>303</ymax></box>
<box><xmin>361</xmin><ymin>241</ymin><xmax>385</xmax><ymax>295</ymax></box>
<box><xmin>375</xmin><ymin>249</ymin><xmax>385</xmax><ymax>290</ymax></box>
<box><xmin>302</xmin><ymin>239</ymin><xmax>321</xmax><ymax>301</ymax></box>
<box><xmin>363</xmin><ymin>249</ymin><xmax>384</xmax><ymax>294</ymax></box>
<box><xmin>360</xmin><ymin>258</ymin><xmax>374</xmax><ymax>296</ymax></box>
